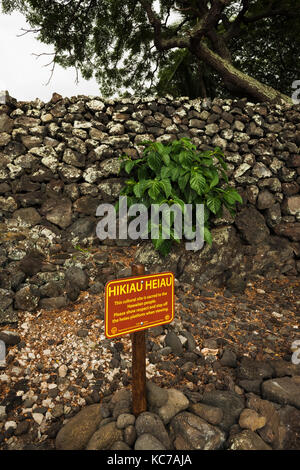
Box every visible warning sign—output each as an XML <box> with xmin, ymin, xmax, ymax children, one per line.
<box><xmin>105</xmin><ymin>272</ymin><xmax>174</xmax><ymax>338</ymax></box>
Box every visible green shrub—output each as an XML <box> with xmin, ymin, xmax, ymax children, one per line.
<box><xmin>118</xmin><ymin>138</ymin><xmax>242</xmax><ymax>255</ymax></box>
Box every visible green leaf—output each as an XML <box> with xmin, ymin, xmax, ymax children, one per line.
<box><xmin>133</xmin><ymin>180</ymin><xmax>151</xmax><ymax>198</ymax></box>
<box><xmin>223</xmin><ymin>188</ymin><xmax>243</xmax><ymax>205</ymax></box>
<box><xmin>204</xmin><ymin>226</ymin><xmax>213</xmax><ymax>246</ymax></box>
<box><xmin>179</xmin><ymin>151</ymin><xmax>194</xmax><ymax>168</ymax></box>
<box><xmin>152</xmin><ymin>238</ymin><xmax>172</xmax><ymax>256</ymax></box>
<box><xmin>160</xmin><ymin>166</ymin><xmax>171</xmax><ymax>179</ymax></box>
<box><xmin>170</xmin><ymin>166</ymin><xmax>180</xmax><ymax>181</ymax></box>
<box><xmin>190</xmin><ymin>172</ymin><xmax>207</xmax><ymax>195</ymax></box>
<box><xmin>160</xmin><ymin>179</ymin><xmax>172</xmax><ymax>198</ymax></box>
<box><xmin>138</xmin><ymin>165</ymin><xmax>149</xmax><ymax>180</ymax></box>
<box><xmin>178</xmin><ymin>173</ymin><xmax>190</xmax><ymax>192</ymax></box>
<box><xmin>148</xmin><ymin>151</ymin><xmax>161</xmax><ymax>172</ymax></box>
<box><xmin>206</xmin><ymin>195</ymin><xmax>222</xmax><ymax>214</ymax></box>
<box><xmin>125</xmin><ymin>160</ymin><xmax>135</xmax><ymax>174</ymax></box>
<box><xmin>171</xmin><ymin>196</ymin><xmax>185</xmax><ymax>211</ymax></box>
<box><xmin>209</xmin><ymin>170</ymin><xmax>219</xmax><ymax>189</ymax></box>
<box><xmin>148</xmin><ymin>180</ymin><xmax>162</xmax><ymax>200</ymax></box>
<box><xmin>220</xmin><ymin>169</ymin><xmax>229</xmax><ymax>183</ymax></box>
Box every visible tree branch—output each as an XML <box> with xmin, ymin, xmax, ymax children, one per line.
<box><xmin>206</xmin><ymin>28</ymin><xmax>232</xmax><ymax>61</ymax></box>
<box><xmin>189</xmin><ymin>0</ymin><xmax>230</xmax><ymax>42</ymax></box>
<box><xmin>138</xmin><ymin>0</ymin><xmax>189</xmax><ymax>50</ymax></box>
<box><xmin>224</xmin><ymin>0</ymin><xmax>250</xmax><ymax>42</ymax></box>
<box><xmin>224</xmin><ymin>0</ymin><xmax>293</xmax><ymax>42</ymax></box>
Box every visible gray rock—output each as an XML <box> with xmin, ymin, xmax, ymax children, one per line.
<box><xmin>52</xmin><ymin>404</ymin><xmax>64</xmax><ymax>419</ymax></box>
<box><xmin>226</xmin><ymin>274</ymin><xmax>246</xmax><ymax>294</ymax></box>
<box><xmin>257</xmin><ymin>190</ymin><xmax>276</xmax><ymax>210</ymax></box>
<box><xmin>239</xmin><ymin>408</ymin><xmax>267</xmax><ymax>431</ymax></box>
<box><xmin>12</xmin><ymin>207</ymin><xmax>41</xmax><ymax>228</ymax></box>
<box><xmin>65</xmin><ymin>266</ymin><xmax>89</xmax><ymax>291</ymax></box>
<box><xmin>76</xmin><ymin>328</ymin><xmax>89</xmax><ymax>338</ymax></box>
<box><xmin>220</xmin><ymin>349</ymin><xmax>237</xmax><ymax>368</ymax></box>
<box><xmin>237</xmin><ymin>357</ymin><xmax>274</xmax><ymax>381</ymax></box>
<box><xmin>262</xmin><ymin>377</ymin><xmax>300</xmax><ymax>409</ymax></box>
<box><xmin>86</xmin><ymin>421</ymin><xmax>123</xmax><ymax>450</ymax></box>
<box><xmin>201</xmin><ymin>390</ymin><xmax>245</xmax><ymax>430</ymax></box>
<box><xmin>271</xmin><ymin>359</ymin><xmax>300</xmax><ymax>377</ymax></box>
<box><xmin>190</xmin><ymin>300</ymin><xmax>206</xmax><ymax>312</ymax></box>
<box><xmin>238</xmin><ymin>379</ymin><xmax>262</xmax><ymax>394</ymax></box>
<box><xmin>124</xmin><ymin>425</ymin><xmax>136</xmax><ymax>447</ymax></box>
<box><xmin>112</xmin><ymin>399</ymin><xmax>132</xmax><ymax>419</ymax></box>
<box><xmin>134</xmin><ymin>433</ymin><xmax>166</xmax><ymax>451</ymax></box>
<box><xmin>14</xmin><ymin>286</ymin><xmax>40</xmax><ymax>311</ymax></box>
<box><xmin>14</xmin><ymin>420</ymin><xmax>30</xmax><ymax>436</ymax></box>
<box><xmin>0</xmin><ymin>289</ymin><xmax>14</xmax><ymax>312</ymax></box>
<box><xmin>0</xmin><ymin>114</ymin><xmax>14</xmax><ymax>133</ymax></box>
<box><xmin>116</xmin><ymin>413</ymin><xmax>135</xmax><ymax>430</ymax></box>
<box><xmin>110</xmin><ymin>441</ymin><xmax>131</xmax><ymax>450</ymax></box>
<box><xmin>180</xmin><ymin>331</ymin><xmax>197</xmax><ymax>351</ymax></box>
<box><xmin>165</xmin><ymin>331</ymin><xmax>183</xmax><ymax>355</ymax></box>
<box><xmin>227</xmin><ymin>429</ymin><xmax>272</xmax><ymax>450</ymax></box>
<box><xmin>23</xmin><ymin>398</ymin><xmax>36</xmax><ymax>408</ymax></box>
<box><xmin>39</xmin><ymin>296</ymin><xmax>68</xmax><ymax>310</ymax></box>
<box><xmin>0</xmin><ymin>330</ymin><xmax>20</xmax><ymax>345</ymax></box>
<box><xmin>146</xmin><ymin>381</ymin><xmax>168</xmax><ymax>409</ymax></box>
<box><xmin>55</xmin><ymin>404</ymin><xmax>103</xmax><ymax>450</ymax></box>
<box><xmin>135</xmin><ymin>412</ymin><xmax>171</xmax><ymax>449</ymax></box>
<box><xmin>0</xmin><ymin>196</ymin><xmax>18</xmax><ymax>212</ymax></box>
<box><xmin>155</xmin><ymin>388</ymin><xmax>190</xmax><ymax>424</ymax></box>
<box><xmin>43</xmin><ymin>197</ymin><xmax>72</xmax><ymax>229</ymax></box>
<box><xmin>188</xmin><ymin>403</ymin><xmax>223</xmax><ymax>426</ymax></box>
<box><xmin>235</xmin><ymin>206</ymin><xmax>270</xmax><ymax>245</ymax></box>
<box><xmin>278</xmin><ymin>405</ymin><xmax>300</xmax><ymax>450</ymax></box>
<box><xmin>170</xmin><ymin>411</ymin><xmax>226</xmax><ymax>450</ymax></box>
<box><xmin>246</xmin><ymin>392</ymin><xmax>282</xmax><ymax>447</ymax></box>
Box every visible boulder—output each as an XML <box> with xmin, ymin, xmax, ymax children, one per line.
<box><xmin>227</xmin><ymin>429</ymin><xmax>272</xmax><ymax>450</ymax></box>
<box><xmin>86</xmin><ymin>421</ymin><xmax>123</xmax><ymax>450</ymax></box>
<box><xmin>135</xmin><ymin>412</ymin><xmax>171</xmax><ymax>449</ymax></box>
<box><xmin>200</xmin><ymin>390</ymin><xmax>245</xmax><ymax>431</ymax></box>
<box><xmin>169</xmin><ymin>411</ymin><xmax>226</xmax><ymax>450</ymax></box>
<box><xmin>55</xmin><ymin>404</ymin><xmax>103</xmax><ymax>450</ymax></box>
<box><xmin>235</xmin><ymin>206</ymin><xmax>269</xmax><ymax>245</ymax></box>
<box><xmin>262</xmin><ymin>377</ymin><xmax>300</xmax><ymax>409</ymax></box>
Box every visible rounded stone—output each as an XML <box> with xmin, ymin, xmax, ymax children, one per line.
<box><xmin>55</xmin><ymin>404</ymin><xmax>103</xmax><ymax>450</ymax></box>
<box><xmin>134</xmin><ymin>433</ymin><xmax>166</xmax><ymax>451</ymax></box>
<box><xmin>116</xmin><ymin>413</ymin><xmax>135</xmax><ymax>429</ymax></box>
<box><xmin>239</xmin><ymin>408</ymin><xmax>267</xmax><ymax>431</ymax></box>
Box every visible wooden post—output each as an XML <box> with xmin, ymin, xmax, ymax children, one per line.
<box><xmin>131</xmin><ymin>263</ymin><xmax>147</xmax><ymax>417</ymax></box>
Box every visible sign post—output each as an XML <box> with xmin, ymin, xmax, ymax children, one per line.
<box><xmin>105</xmin><ymin>264</ymin><xmax>174</xmax><ymax>417</ymax></box>
<box><xmin>131</xmin><ymin>264</ymin><xmax>147</xmax><ymax>416</ymax></box>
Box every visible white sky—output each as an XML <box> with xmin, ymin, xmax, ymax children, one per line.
<box><xmin>0</xmin><ymin>10</ymin><xmax>101</xmax><ymax>102</ymax></box>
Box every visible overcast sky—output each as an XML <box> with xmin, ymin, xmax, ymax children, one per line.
<box><xmin>0</xmin><ymin>10</ymin><xmax>101</xmax><ymax>102</ymax></box>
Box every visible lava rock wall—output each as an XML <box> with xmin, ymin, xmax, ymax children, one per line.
<box><xmin>0</xmin><ymin>93</ymin><xmax>299</xmax><ymax>322</ymax></box>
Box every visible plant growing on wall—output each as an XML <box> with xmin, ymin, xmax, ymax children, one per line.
<box><xmin>118</xmin><ymin>138</ymin><xmax>243</xmax><ymax>255</ymax></box>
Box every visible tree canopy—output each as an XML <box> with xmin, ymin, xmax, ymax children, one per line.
<box><xmin>2</xmin><ymin>0</ymin><xmax>299</xmax><ymax>103</ymax></box>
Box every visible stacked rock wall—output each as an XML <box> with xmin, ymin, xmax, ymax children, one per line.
<box><xmin>0</xmin><ymin>93</ymin><xmax>299</xmax><ymax>323</ymax></box>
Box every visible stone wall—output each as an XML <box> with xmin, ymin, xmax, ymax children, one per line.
<box><xmin>0</xmin><ymin>92</ymin><xmax>299</xmax><ymax>323</ymax></box>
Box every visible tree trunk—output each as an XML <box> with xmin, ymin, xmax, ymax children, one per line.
<box><xmin>192</xmin><ymin>41</ymin><xmax>292</xmax><ymax>104</ymax></box>
<box><xmin>197</xmin><ymin>63</ymin><xmax>207</xmax><ymax>98</ymax></box>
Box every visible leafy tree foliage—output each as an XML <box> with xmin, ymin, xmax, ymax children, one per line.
<box><xmin>1</xmin><ymin>0</ymin><xmax>299</xmax><ymax>102</ymax></box>
<box><xmin>155</xmin><ymin>1</ymin><xmax>300</xmax><ymax>99</ymax></box>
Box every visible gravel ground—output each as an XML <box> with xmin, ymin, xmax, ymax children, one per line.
<box><xmin>0</xmin><ymin>272</ymin><xmax>299</xmax><ymax>450</ymax></box>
